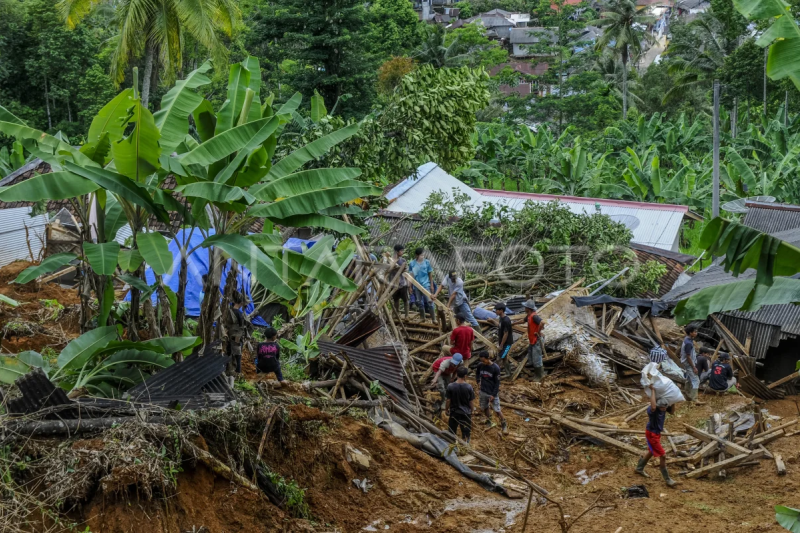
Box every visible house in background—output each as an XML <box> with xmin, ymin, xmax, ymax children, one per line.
<box><xmin>0</xmin><ymin>160</ymin><xmax>52</xmax><ymax>267</ymax></box>
<box><xmin>490</xmin><ymin>60</ymin><xmax>550</xmax><ymax>97</ymax></box>
<box><xmin>385</xmin><ymin>162</ymin><xmax>697</xmax><ymax>252</ymax></box>
<box><xmin>510</xmin><ymin>27</ymin><xmax>558</xmax><ymax>58</ymax></box>
<box><xmin>468</xmin><ymin>9</ymin><xmax>531</xmax><ymax>39</ymax></box>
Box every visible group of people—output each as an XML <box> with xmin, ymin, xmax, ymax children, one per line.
<box><xmin>427</xmin><ymin>297</ymin><xmax>548</xmax><ymax>442</ymax></box>
<box><xmin>636</xmin><ymin>323</ymin><xmax>739</xmax><ymax>487</ymax></box>
<box><xmin>650</xmin><ymin>324</ymin><xmax>738</xmax><ymax>400</ymax></box>
<box><xmin>226</xmin><ymin>290</ymin><xmax>286</xmax><ymax>384</ymax></box>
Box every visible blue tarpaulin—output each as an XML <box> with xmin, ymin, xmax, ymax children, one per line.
<box><xmin>283</xmin><ymin>237</ymin><xmax>317</xmax><ymax>253</ymax></box>
<box><xmin>125</xmin><ymin>229</ymin><xmax>267</xmax><ymax>325</ymax></box>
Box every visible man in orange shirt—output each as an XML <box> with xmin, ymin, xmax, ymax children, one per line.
<box><xmin>523</xmin><ymin>299</ymin><xmax>546</xmax><ymax>382</ymax></box>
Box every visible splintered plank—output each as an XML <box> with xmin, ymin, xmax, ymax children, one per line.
<box><xmin>685</xmin><ymin>450</ymin><xmax>764</xmax><ymax>479</ymax></box>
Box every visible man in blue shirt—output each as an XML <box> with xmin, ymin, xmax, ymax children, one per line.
<box><xmin>409</xmin><ymin>247</ymin><xmax>436</xmax><ymax>324</ymax></box>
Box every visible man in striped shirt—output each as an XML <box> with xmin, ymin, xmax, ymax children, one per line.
<box><xmin>649</xmin><ymin>345</ymin><xmax>668</xmax><ymax>365</ymax></box>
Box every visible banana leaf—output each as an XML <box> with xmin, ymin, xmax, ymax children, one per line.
<box><xmin>14</xmin><ymin>253</ymin><xmax>76</xmax><ymax>284</ymax></box>
<box><xmin>0</xmin><ymin>171</ymin><xmax>99</xmax><ymax>202</ymax></box>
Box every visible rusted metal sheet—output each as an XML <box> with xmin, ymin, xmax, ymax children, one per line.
<box><xmin>337</xmin><ymin>310</ymin><xmax>382</xmax><ymax>347</ymax></box>
<box><xmin>318</xmin><ymin>341</ymin><xmax>409</xmax><ymax>404</ymax></box>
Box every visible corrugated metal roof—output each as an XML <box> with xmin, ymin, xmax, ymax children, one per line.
<box><xmin>477</xmin><ymin>190</ymin><xmax>687</xmax><ymax>251</ymax></box>
<box><xmin>743</xmin><ymin>202</ymin><xmax>800</xmax><ymax>233</ymax></box>
<box><xmin>0</xmin><ymin>207</ymin><xmax>47</xmax><ymax>267</ymax></box>
<box><xmin>317</xmin><ymin>341</ymin><xmax>409</xmax><ymax>404</ymax></box>
<box><xmin>5</xmin><ymin>368</ymin><xmax>75</xmax><ymax>418</ymax></box>
<box><xmin>383</xmin><ymin>163</ymin><xmax>690</xmax><ymax>251</ymax></box>
<box><xmin>663</xmin><ymin>204</ymin><xmax>800</xmax><ymax>359</ymax></box>
<box><xmin>126</xmin><ymin>354</ymin><xmax>234</xmax><ymax>403</ymax></box>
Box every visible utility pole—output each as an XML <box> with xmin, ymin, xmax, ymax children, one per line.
<box><xmin>713</xmin><ymin>79</ymin><xmax>720</xmax><ymax>219</ymax></box>
<box><xmin>785</xmin><ymin>90</ymin><xmax>789</xmax><ymax>128</ymax></box>
<box><xmin>763</xmin><ymin>47</ymin><xmax>768</xmax><ymax>116</ymax></box>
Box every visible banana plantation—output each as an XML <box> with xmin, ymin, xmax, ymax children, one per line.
<box><xmin>1</xmin><ymin>0</ymin><xmax>800</xmax><ymax>529</ymax></box>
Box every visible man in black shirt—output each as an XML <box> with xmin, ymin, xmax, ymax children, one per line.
<box><xmin>446</xmin><ymin>366</ymin><xmax>475</xmax><ymax>443</ymax></box>
<box><xmin>696</xmin><ymin>353</ymin><xmax>710</xmax><ymax>384</ymax></box>
<box><xmin>708</xmin><ymin>353</ymin><xmax>736</xmax><ymax>392</ymax></box>
<box><xmin>476</xmin><ymin>351</ymin><xmax>508</xmax><ymax>434</ymax></box>
<box><xmin>495</xmin><ymin>303</ymin><xmax>515</xmax><ymax>375</ymax></box>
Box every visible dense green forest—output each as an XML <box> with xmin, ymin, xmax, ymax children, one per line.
<box><xmin>2</xmin><ymin>0</ymin><xmax>800</xmax><ymax>216</ymax></box>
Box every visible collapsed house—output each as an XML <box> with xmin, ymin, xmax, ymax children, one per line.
<box><xmin>662</xmin><ymin>201</ymin><xmax>800</xmax><ymax>385</ymax></box>
<box><xmin>0</xmin><ymin>160</ymin><xmax>51</xmax><ymax>267</ymax></box>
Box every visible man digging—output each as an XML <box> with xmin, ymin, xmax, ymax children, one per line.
<box><xmin>475</xmin><ymin>350</ymin><xmax>508</xmax><ymax>434</ymax></box>
<box><xmin>635</xmin><ymin>384</ymin><xmax>677</xmax><ymax>487</ymax></box>
<box><xmin>430</xmin><ymin>352</ymin><xmax>463</xmax><ymax>418</ymax></box>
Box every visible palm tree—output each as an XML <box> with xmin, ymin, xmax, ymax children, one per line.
<box><xmin>594</xmin><ymin>0</ymin><xmax>653</xmax><ymax>119</ymax></box>
<box><xmin>414</xmin><ymin>25</ymin><xmax>469</xmax><ymax>68</ymax></box>
<box><xmin>59</xmin><ymin>0</ymin><xmax>238</xmax><ymax>106</ymax></box>
<box><xmin>593</xmin><ymin>52</ymin><xmax>644</xmax><ymax>112</ymax></box>
<box><xmin>662</xmin><ymin>14</ymin><xmax>729</xmax><ymax>107</ymax></box>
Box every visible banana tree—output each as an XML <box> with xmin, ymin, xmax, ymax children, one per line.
<box><xmin>0</xmin><ymin>326</ymin><xmax>199</xmax><ymax>397</ymax></box>
<box><xmin>1</xmin><ymin>55</ymin><xmax>380</xmax><ymax>349</ymax></box>
<box><xmin>674</xmin><ymin>217</ymin><xmax>800</xmax><ymax>323</ymax></box>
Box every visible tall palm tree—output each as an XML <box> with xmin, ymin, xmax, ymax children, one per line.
<box><xmin>59</xmin><ymin>0</ymin><xmax>238</xmax><ymax>106</ymax></box>
<box><xmin>594</xmin><ymin>0</ymin><xmax>653</xmax><ymax>119</ymax></box>
<box><xmin>594</xmin><ymin>52</ymin><xmax>644</xmax><ymax>112</ymax></box>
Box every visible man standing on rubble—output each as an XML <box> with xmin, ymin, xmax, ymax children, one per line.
<box><xmin>409</xmin><ymin>247</ymin><xmax>436</xmax><ymax>324</ymax></box>
<box><xmin>430</xmin><ymin>352</ymin><xmax>464</xmax><ymax>417</ymax></box>
<box><xmin>442</xmin><ymin>314</ymin><xmax>475</xmax><ymax>360</ymax></box>
<box><xmin>681</xmin><ymin>325</ymin><xmax>700</xmax><ymax>401</ymax></box>
<box><xmin>495</xmin><ymin>303</ymin><xmax>515</xmax><ymax>375</ymax></box>
<box><xmin>476</xmin><ymin>351</ymin><xmax>508</xmax><ymax>434</ymax></box>
<box><xmin>434</xmin><ymin>271</ymin><xmax>479</xmax><ymax>328</ymax></box>
<box><xmin>522</xmin><ymin>299</ymin><xmax>546</xmax><ymax>382</ymax></box>
<box><xmin>635</xmin><ymin>384</ymin><xmax>677</xmax><ymax>487</ymax></box>
<box><xmin>446</xmin><ymin>366</ymin><xmax>475</xmax><ymax>443</ymax></box>
<box><xmin>391</xmin><ymin>244</ymin><xmax>410</xmax><ymax>320</ymax></box>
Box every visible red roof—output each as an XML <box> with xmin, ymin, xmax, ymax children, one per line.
<box><xmin>475</xmin><ymin>188</ymin><xmax>690</xmax><ymax>213</ymax></box>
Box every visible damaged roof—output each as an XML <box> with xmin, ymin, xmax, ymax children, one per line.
<box><xmin>662</xmin><ymin>203</ymin><xmax>800</xmax><ymax>359</ymax></box>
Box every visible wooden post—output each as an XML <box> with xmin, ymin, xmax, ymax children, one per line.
<box><xmin>775</xmin><ymin>454</ymin><xmax>787</xmax><ymax>476</ymax></box>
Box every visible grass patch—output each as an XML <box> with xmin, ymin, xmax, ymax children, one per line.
<box><xmin>283</xmin><ymin>362</ymin><xmax>308</xmax><ymax>382</ymax></box>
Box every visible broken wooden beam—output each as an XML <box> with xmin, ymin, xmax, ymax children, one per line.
<box><xmin>682</xmin><ymin>424</ymin><xmax>753</xmax><ymax>457</ymax></box>
<box><xmin>768</xmin><ymin>371</ymin><xmax>800</xmax><ymax>390</ymax></box>
<box><xmin>500</xmin><ymin>401</ymin><xmax>641</xmax><ymax>456</ymax></box>
<box><xmin>409</xmin><ymin>333</ymin><xmax>449</xmax><ymax>356</ymax></box>
<box><xmin>685</xmin><ymin>450</ymin><xmax>765</xmax><ymax>479</ymax></box>
<box><xmin>775</xmin><ymin>454</ymin><xmax>787</xmax><ymax>476</ymax></box>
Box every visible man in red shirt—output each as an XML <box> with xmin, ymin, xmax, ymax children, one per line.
<box><xmin>441</xmin><ymin>314</ymin><xmax>475</xmax><ymax>360</ymax></box>
<box><xmin>523</xmin><ymin>299</ymin><xmax>546</xmax><ymax>382</ymax></box>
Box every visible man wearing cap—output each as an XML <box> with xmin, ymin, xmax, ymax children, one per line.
<box><xmin>522</xmin><ymin>299</ymin><xmax>546</xmax><ymax>382</ymax></box>
<box><xmin>495</xmin><ymin>303</ymin><xmax>515</xmax><ymax>374</ymax></box>
<box><xmin>635</xmin><ymin>384</ymin><xmax>677</xmax><ymax>487</ymax></box>
<box><xmin>708</xmin><ymin>353</ymin><xmax>737</xmax><ymax>392</ymax></box>
<box><xmin>434</xmin><ymin>270</ymin><xmax>479</xmax><ymax>328</ymax></box>
<box><xmin>430</xmin><ymin>353</ymin><xmax>464</xmax><ymax>417</ymax></box>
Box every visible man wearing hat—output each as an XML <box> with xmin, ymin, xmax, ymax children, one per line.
<box><xmin>495</xmin><ymin>303</ymin><xmax>515</xmax><ymax>375</ymax></box>
<box><xmin>635</xmin><ymin>384</ymin><xmax>677</xmax><ymax>487</ymax></box>
<box><xmin>523</xmin><ymin>299</ymin><xmax>546</xmax><ymax>382</ymax></box>
<box><xmin>430</xmin><ymin>353</ymin><xmax>464</xmax><ymax>417</ymax></box>
<box><xmin>708</xmin><ymin>353</ymin><xmax>737</xmax><ymax>392</ymax></box>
